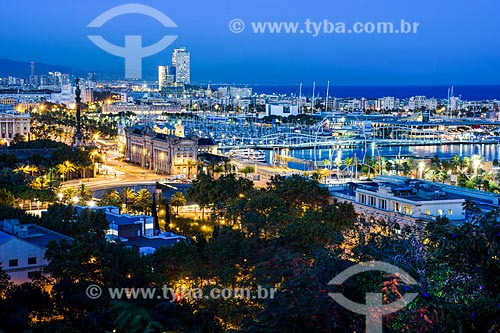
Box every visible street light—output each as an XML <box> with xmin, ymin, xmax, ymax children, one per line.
<box><xmin>372</xmin><ymin>142</ymin><xmax>383</xmax><ymax>175</ymax></box>
<box><xmin>419</xmin><ymin>161</ymin><xmax>426</xmax><ymax>179</ymax></box>
<box><xmin>471</xmin><ymin>155</ymin><xmax>481</xmax><ymax>177</ymax></box>
<box><xmin>72</xmin><ymin>196</ymin><xmax>80</xmax><ymax>204</ymax></box>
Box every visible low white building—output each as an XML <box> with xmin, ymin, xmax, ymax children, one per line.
<box><xmin>265</xmin><ymin>103</ymin><xmax>299</xmax><ymax>117</ymax></box>
<box><xmin>328</xmin><ymin>176</ymin><xmax>466</xmax><ymax>227</ymax></box>
<box><xmin>426</xmin><ymin>98</ymin><xmax>438</xmax><ymax>111</ymax></box>
<box><xmin>0</xmin><ymin>219</ymin><xmax>72</xmax><ymax>284</ymax></box>
<box><xmin>380</xmin><ymin>97</ymin><xmax>396</xmax><ymax>110</ymax></box>
<box><xmin>408</xmin><ymin>96</ymin><xmax>427</xmax><ymax>110</ymax></box>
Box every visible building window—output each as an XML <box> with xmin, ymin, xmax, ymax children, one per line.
<box><xmin>438</xmin><ymin>209</ymin><xmax>443</xmax><ymax>216</ymax></box>
<box><xmin>369</xmin><ymin>197</ymin><xmax>376</xmax><ymax>206</ymax></box>
<box><xmin>379</xmin><ymin>200</ymin><xmax>387</xmax><ymax>210</ymax></box>
<box><xmin>395</xmin><ymin>202</ymin><xmax>401</xmax><ymax>213</ymax></box>
<box><xmin>8</xmin><ymin>259</ymin><xmax>18</xmax><ymax>267</ymax></box>
<box><xmin>404</xmin><ymin>205</ymin><xmax>413</xmax><ymax>215</ymax></box>
<box><xmin>448</xmin><ymin>209</ymin><xmax>453</xmax><ymax>215</ymax></box>
<box><xmin>425</xmin><ymin>209</ymin><xmax>430</xmax><ymax>215</ymax></box>
<box><xmin>28</xmin><ymin>257</ymin><xmax>37</xmax><ymax>265</ymax></box>
<box><xmin>27</xmin><ymin>271</ymin><xmax>39</xmax><ymax>279</ymax></box>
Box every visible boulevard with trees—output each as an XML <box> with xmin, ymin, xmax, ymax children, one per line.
<box><xmin>0</xmin><ymin>139</ymin><xmax>103</xmax><ymax>210</ymax></box>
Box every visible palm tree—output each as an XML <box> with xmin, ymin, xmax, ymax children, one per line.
<box><xmin>62</xmin><ymin>187</ymin><xmax>77</xmax><ymax>204</ymax></box>
<box><xmin>373</xmin><ymin>157</ymin><xmax>386</xmax><ymax>175</ymax></box>
<box><xmin>450</xmin><ymin>155</ymin><xmax>460</xmax><ymax>171</ymax></box>
<box><xmin>27</xmin><ymin>165</ymin><xmax>39</xmax><ymax>176</ymax></box>
<box><xmin>437</xmin><ymin>169</ymin><xmax>448</xmax><ymax>183</ymax></box>
<box><xmin>57</xmin><ymin>161</ymin><xmax>76</xmax><ymax>181</ymax></box>
<box><xmin>457</xmin><ymin>157</ymin><xmax>470</xmax><ymax>178</ymax></box>
<box><xmin>13</xmin><ymin>164</ymin><xmax>39</xmax><ymax>177</ymax></box>
<box><xmin>222</xmin><ymin>157</ymin><xmax>232</xmax><ymax>175</ymax></box>
<box><xmin>100</xmin><ymin>189</ymin><xmax>122</xmax><ymax>207</ymax></box>
<box><xmin>170</xmin><ymin>192</ymin><xmax>187</xmax><ymax>215</ymax></box>
<box><xmin>30</xmin><ymin>176</ymin><xmax>50</xmax><ymax>189</ymax></box>
<box><xmin>401</xmin><ymin>161</ymin><xmax>413</xmax><ymax>176</ymax></box>
<box><xmin>207</xmin><ymin>158</ymin><xmax>219</xmax><ymax>178</ymax></box>
<box><xmin>13</xmin><ymin>164</ymin><xmax>31</xmax><ymax>175</ymax></box>
<box><xmin>185</xmin><ymin>159</ymin><xmax>197</xmax><ymax>179</ymax></box>
<box><xmin>121</xmin><ymin>187</ymin><xmax>136</xmax><ymax>212</ymax></box>
<box><xmin>424</xmin><ymin>169</ymin><xmax>438</xmax><ymax>182</ymax></box>
<box><xmin>76</xmin><ymin>184</ymin><xmax>93</xmax><ymax>202</ymax></box>
<box><xmin>134</xmin><ymin>189</ymin><xmax>152</xmax><ymax>214</ymax></box>
<box><xmin>47</xmin><ymin>167</ymin><xmax>56</xmax><ymax>185</ymax></box>
<box><xmin>344</xmin><ymin>157</ymin><xmax>353</xmax><ymax>179</ymax></box>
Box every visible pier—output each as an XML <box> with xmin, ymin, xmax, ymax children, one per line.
<box><xmin>217</xmin><ymin>133</ymin><xmax>500</xmax><ymax>150</ymax></box>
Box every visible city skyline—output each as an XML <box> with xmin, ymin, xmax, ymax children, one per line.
<box><xmin>1</xmin><ymin>1</ymin><xmax>500</xmax><ymax>85</ymax></box>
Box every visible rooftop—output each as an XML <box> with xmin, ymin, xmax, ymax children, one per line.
<box><xmin>198</xmin><ymin>137</ymin><xmax>217</xmax><ymax>146</ymax></box>
<box><xmin>0</xmin><ymin>219</ymin><xmax>72</xmax><ymax>249</ymax></box>
<box><xmin>125</xmin><ymin>234</ymin><xmax>185</xmax><ymax>250</ymax></box>
<box><xmin>353</xmin><ymin>180</ymin><xmax>463</xmax><ymax>202</ymax></box>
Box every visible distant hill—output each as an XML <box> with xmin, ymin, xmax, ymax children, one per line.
<box><xmin>0</xmin><ymin>58</ymin><xmax>81</xmax><ymax>78</ymax></box>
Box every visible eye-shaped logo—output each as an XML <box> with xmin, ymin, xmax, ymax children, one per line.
<box><xmin>328</xmin><ymin>261</ymin><xmax>418</xmax><ymax>333</ymax></box>
<box><xmin>87</xmin><ymin>3</ymin><xmax>178</xmax><ymax>79</ymax></box>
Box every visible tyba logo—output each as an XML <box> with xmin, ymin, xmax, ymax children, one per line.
<box><xmin>87</xmin><ymin>3</ymin><xmax>177</xmax><ymax>79</ymax></box>
<box><xmin>328</xmin><ymin>261</ymin><xmax>418</xmax><ymax>333</ymax></box>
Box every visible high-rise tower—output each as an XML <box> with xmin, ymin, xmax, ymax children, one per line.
<box><xmin>158</xmin><ymin>65</ymin><xmax>167</xmax><ymax>91</ymax></box>
<box><xmin>172</xmin><ymin>47</ymin><xmax>190</xmax><ymax>85</ymax></box>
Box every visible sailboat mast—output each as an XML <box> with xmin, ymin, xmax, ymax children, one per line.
<box><xmin>299</xmin><ymin>83</ymin><xmax>302</xmax><ymax>114</ymax></box>
<box><xmin>312</xmin><ymin>82</ymin><xmax>316</xmax><ymax>113</ymax></box>
<box><xmin>325</xmin><ymin>80</ymin><xmax>330</xmax><ymax>112</ymax></box>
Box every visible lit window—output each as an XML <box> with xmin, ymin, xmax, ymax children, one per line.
<box><xmin>448</xmin><ymin>209</ymin><xmax>453</xmax><ymax>215</ymax></box>
<box><xmin>425</xmin><ymin>210</ymin><xmax>430</xmax><ymax>215</ymax></box>
<box><xmin>438</xmin><ymin>209</ymin><xmax>443</xmax><ymax>216</ymax></box>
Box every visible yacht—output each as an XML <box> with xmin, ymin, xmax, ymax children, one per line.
<box><xmin>228</xmin><ymin>148</ymin><xmax>267</xmax><ymax>163</ymax></box>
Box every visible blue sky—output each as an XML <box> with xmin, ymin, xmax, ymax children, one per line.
<box><xmin>1</xmin><ymin>0</ymin><xmax>499</xmax><ymax>85</ymax></box>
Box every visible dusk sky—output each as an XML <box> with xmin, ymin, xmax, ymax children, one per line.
<box><xmin>1</xmin><ymin>0</ymin><xmax>500</xmax><ymax>85</ymax></box>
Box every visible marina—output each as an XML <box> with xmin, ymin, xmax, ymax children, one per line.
<box><xmin>162</xmin><ymin>112</ymin><xmax>500</xmax><ymax>170</ymax></box>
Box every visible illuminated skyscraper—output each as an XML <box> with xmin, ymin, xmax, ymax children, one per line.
<box><xmin>172</xmin><ymin>47</ymin><xmax>190</xmax><ymax>85</ymax></box>
<box><xmin>158</xmin><ymin>65</ymin><xmax>167</xmax><ymax>91</ymax></box>
<box><xmin>158</xmin><ymin>65</ymin><xmax>176</xmax><ymax>91</ymax></box>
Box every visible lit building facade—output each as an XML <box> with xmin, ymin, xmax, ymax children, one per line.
<box><xmin>158</xmin><ymin>65</ymin><xmax>176</xmax><ymax>91</ymax></box>
<box><xmin>125</xmin><ymin>125</ymin><xmax>198</xmax><ymax>175</ymax></box>
<box><xmin>0</xmin><ymin>110</ymin><xmax>31</xmax><ymax>144</ymax></box>
<box><xmin>172</xmin><ymin>47</ymin><xmax>190</xmax><ymax>85</ymax></box>
<box><xmin>328</xmin><ymin>175</ymin><xmax>466</xmax><ymax>227</ymax></box>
